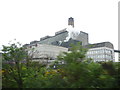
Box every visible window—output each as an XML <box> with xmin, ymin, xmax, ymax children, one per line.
<box><xmin>95</xmin><ymin>50</ymin><xmax>97</xmax><ymax>54</ymax></box>
<box><xmin>91</xmin><ymin>51</ymin><xmax>93</xmax><ymax>54</ymax></box>
<box><xmin>97</xmin><ymin>50</ymin><xmax>100</xmax><ymax>53</ymax></box>
<box><xmin>98</xmin><ymin>55</ymin><xmax>100</xmax><ymax>58</ymax></box>
<box><xmin>105</xmin><ymin>49</ymin><xmax>110</xmax><ymax>54</ymax></box>
<box><xmin>108</xmin><ymin>50</ymin><xmax>110</xmax><ymax>53</ymax></box>
<box><xmin>110</xmin><ymin>51</ymin><xmax>112</xmax><ymax>54</ymax></box>
<box><xmin>103</xmin><ymin>55</ymin><xmax>105</xmax><ymax>58</ymax></box>
<box><xmin>106</xmin><ymin>55</ymin><xmax>108</xmax><ymax>58</ymax></box>
<box><xmin>100</xmin><ymin>49</ymin><xmax>104</xmax><ymax>53</ymax></box>
<box><xmin>102</xmin><ymin>49</ymin><xmax>104</xmax><ymax>53</ymax></box>
<box><xmin>94</xmin><ymin>51</ymin><xmax>96</xmax><ymax>54</ymax></box>
<box><xmin>94</xmin><ymin>55</ymin><xmax>97</xmax><ymax>59</ymax></box>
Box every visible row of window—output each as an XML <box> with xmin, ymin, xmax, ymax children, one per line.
<box><xmin>87</xmin><ymin>54</ymin><xmax>113</xmax><ymax>59</ymax></box>
<box><xmin>94</xmin><ymin>59</ymin><xmax>112</xmax><ymax>62</ymax></box>
<box><xmin>87</xmin><ymin>49</ymin><xmax>113</xmax><ymax>54</ymax></box>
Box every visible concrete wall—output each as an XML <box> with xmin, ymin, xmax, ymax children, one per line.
<box><xmin>75</xmin><ymin>31</ymin><xmax>88</xmax><ymax>45</ymax></box>
<box><xmin>39</xmin><ymin>29</ymin><xmax>68</xmax><ymax>45</ymax></box>
<box><xmin>27</xmin><ymin>43</ymin><xmax>115</xmax><ymax>63</ymax></box>
<box><xmin>27</xmin><ymin>44</ymin><xmax>68</xmax><ymax>60</ymax></box>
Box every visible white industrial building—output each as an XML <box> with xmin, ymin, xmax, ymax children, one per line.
<box><xmin>24</xmin><ymin>17</ymin><xmax>115</xmax><ymax>63</ymax></box>
<box><xmin>25</xmin><ymin>42</ymin><xmax>115</xmax><ymax>63</ymax></box>
<box><xmin>86</xmin><ymin>47</ymin><xmax>115</xmax><ymax>62</ymax></box>
<box><xmin>26</xmin><ymin>44</ymin><xmax>68</xmax><ymax>64</ymax></box>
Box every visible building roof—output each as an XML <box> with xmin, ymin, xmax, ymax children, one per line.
<box><xmin>55</xmin><ymin>28</ymin><xmax>67</xmax><ymax>36</ymax></box>
<box><xmin>40</xmin><ymin>36</ymin><xmax>52</xmax><ymax>41</ymax></box>
<box><xmin>84</xmin><ymin>42</ymin><xmax>114</xmax><ymax>49</ymax></box>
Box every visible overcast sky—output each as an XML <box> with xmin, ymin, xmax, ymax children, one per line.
<box><xmin>0</xmin><ymin>0</ymin><xmax>119</xmax><ymax>60</ymax></box>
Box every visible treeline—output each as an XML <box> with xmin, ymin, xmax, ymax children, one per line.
<box><xmin>1</xmin><ymin>43</ymin><xmax>120</xmax><ymax>88</ymax></box>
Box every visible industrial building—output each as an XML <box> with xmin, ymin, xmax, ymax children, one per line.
<box><xmin>85</xmin><ymin>42</ymin><xmax>115</xmax><ymax>62</ymax></box>
<box><xmin>26</xmin><ymin>44</ymin><xmax>68</xmax><ymax>64</ymax></box>
<box><xmin>24</xmin><ymin>17</ymin><xmax>115</xmax><ymax>63</ymax></box>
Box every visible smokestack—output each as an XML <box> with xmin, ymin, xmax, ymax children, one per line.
<box><xmin>68</xmin><ymin>17</ymin><xmax>74</xmax><ymax>28</ymax></box>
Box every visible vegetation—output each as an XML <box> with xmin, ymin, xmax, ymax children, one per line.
<box><xmin>2</xmin><ymin>42</ymin><xmax>120</xmax><ymax>88</ymax></box>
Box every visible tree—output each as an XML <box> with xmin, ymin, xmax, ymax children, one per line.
<box><xmin>55</xmin><ymin>43</ymin><xmax>119</xmax><ymax>88</ymax></box>
<box><xmin>55</xmin><ymin>42</ymin><xmax>94</xmax><ymax>88</ymax></box>
<box><xmin>2</xmin><ymin>43</ymin><xmax>27</xmax><ymax>88</ymax></box>
<box><xmin>2</xmin><ymin>42</ymin><xmax>48</xmax><ymax>88</ymax></box>
<box><xmin>2</xmin><ymin>42</ymin><xmax>119</xmax><ymax>88</ymax></box>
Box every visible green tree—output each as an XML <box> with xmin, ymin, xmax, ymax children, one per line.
<box><xmin>2</xmin><ymin>43</ymin><xmax>27</xmax><ymax>88</ymax></box>
<box><xmin>2</xmin><ymin>42</ymin><xmax>49</xmax><ymax>88</ymax></box>
<box><xmin>2</xmin><ymin>42</ymin><xmax>119</xmax><ymax>88</ymax></box>
<box><xmin>55</xmin><ymin>43</ymin><xmax>119</xmax><ymax>88</ymax></box>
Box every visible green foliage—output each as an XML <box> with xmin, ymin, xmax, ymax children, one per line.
<box><xmin>57</xmin><ymin>42</ymin><xmax>88</xmax><ymax>64</ymax></box>
<box><xmin>56</xmin><ymin>43</ymin><xmax>119</xmax><ymax>88</ymax></box>
<box><xmin>2</xmin><ymin>42</ymin><xmax>120</xmax><ymax>88</ymax></box>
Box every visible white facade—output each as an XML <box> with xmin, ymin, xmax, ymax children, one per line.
<box><xmin>27</xmin><ymin>44</ymin><xmax>68</xmax><ymax>63</ymax></box>
<box><xmin>86</xmin><ymin>47</ymin><xmax>115</xmax><ymax>62</ymax></box>
<box><xmin>26</xmin><ymin>43</ymin><xmax>115</xmax><ymax>63</ymax></box>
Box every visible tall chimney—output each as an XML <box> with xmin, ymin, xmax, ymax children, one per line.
<box><xmin>68</xmin><ymin>17</ymin><xmax>74</xmax><ymax>28</ymax></box>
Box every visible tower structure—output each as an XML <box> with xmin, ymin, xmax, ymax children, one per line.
<box><xmin>68</xmin><ymin>17</ymin><xmax>74</xmax><ymax>28</ymax></box>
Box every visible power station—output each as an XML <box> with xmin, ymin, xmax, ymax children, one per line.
<box><xmin>24</xmin><ymin>17</ymin><xmax>115</xmax><ymax>63</ymax></box>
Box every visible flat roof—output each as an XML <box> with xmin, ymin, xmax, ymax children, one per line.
<box><xmin>84</xmin><ymin>42</ymin><xmax>114</xmax><ymax>49</ymax></box>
